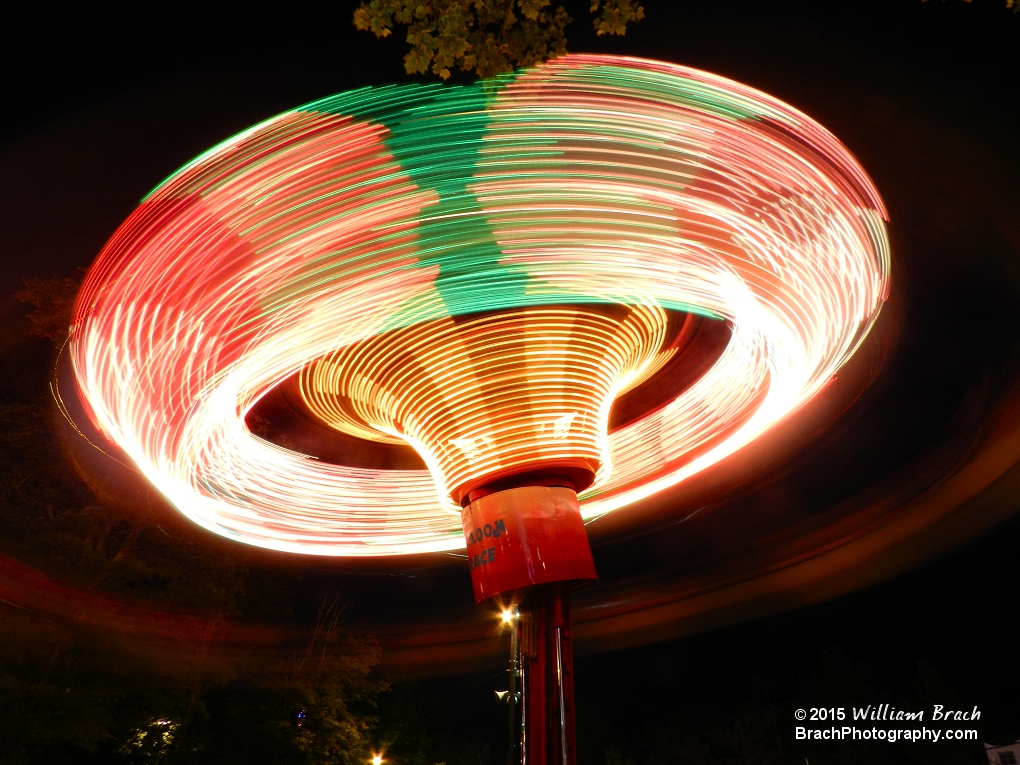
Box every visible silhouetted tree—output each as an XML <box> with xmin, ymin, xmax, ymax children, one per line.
<box><xmin>353</xmin><ymin>0</ymin><xmax>644</xmax><ymax>80</ymax></box>
<box><xmin>1</xmin><ymin>277</ymin><xmax>386</xmax><ymax>764</ymax></box>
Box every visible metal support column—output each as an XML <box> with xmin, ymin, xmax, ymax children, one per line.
<box><xmin>507</xmin><ymin>614</ymin><xmax>521</xmax><ymax>765</ymax></box>
<box><xmin>520</xmin><ymin>583</ymin><xmax>577</xmax><ymax>765</ymax></box>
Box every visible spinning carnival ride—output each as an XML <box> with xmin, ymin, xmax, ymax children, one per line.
<box><xmin>70</xmin><ymin>55</ymin><xmax>890</xmax><ymax>765</ymax></box>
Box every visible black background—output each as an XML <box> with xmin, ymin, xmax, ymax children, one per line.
<box><xmin>2</xmin><ymin>0</ymin><xmax>1019</xmax><ymax>759</ymax></box>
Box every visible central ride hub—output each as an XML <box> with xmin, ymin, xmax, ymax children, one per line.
<box><xmin>298</xmin><ymin>304</ymin><xmax>672</xmax><ymax>508</ymax></box>
<box><xmin>461</xmin><ymin>484</ymin><xmax>597</xmax><ymax>603</ymax></box>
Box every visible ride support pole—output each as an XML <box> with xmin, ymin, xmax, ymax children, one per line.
<box><xmin>522</xmin><ymin>583</ymin><xmax>577</xmax><ymax>765</ymax></box>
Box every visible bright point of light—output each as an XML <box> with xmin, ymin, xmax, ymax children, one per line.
<box><xmin>371</xmin><ymin>755</ymin><xmax>384</xmax><ymax>765</ymax></box>
<box><xmin>70</xmin><ymin>54</ymin><xmax>890</xmax><ymax>557</ymax></box>
<box><xmin>501</xmin><ymin>608</ymin><xmax>518</xmax><ymax>625</ymax></box>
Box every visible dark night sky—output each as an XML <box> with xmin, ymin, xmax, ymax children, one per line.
<box><xmin>2</xmin><ymin>0</ymin><xmax>1020</xmax><ymax>756</ymax></box>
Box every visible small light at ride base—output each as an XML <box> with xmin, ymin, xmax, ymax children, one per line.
<box><xmin>69</xmin><ymin>54</ymin><xmax>890</xmax><ymax>765</ymax></box>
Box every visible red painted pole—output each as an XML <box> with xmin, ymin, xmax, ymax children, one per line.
<box><xmin>522</xmin><ymin>598</ymin><xmax>546</xmax><ymax>765</ymax></box>
<box><xmin>521</xmin><ymin>583</ymin><xmax>577</xmax><ymax>765</ymax></box>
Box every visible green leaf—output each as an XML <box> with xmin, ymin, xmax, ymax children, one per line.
<box><xmin>352</xmin><ymin>0</ymin><xmax>637</xmax><ymax>79</ymax></box>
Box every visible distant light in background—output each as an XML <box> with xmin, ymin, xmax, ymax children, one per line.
<box><xmin>69</xmin><ymin>55</ymin><xmax>890</xmax><ymax>557</ymax></box>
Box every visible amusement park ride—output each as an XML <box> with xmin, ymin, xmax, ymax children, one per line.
<box><xmin>69</xmin><ymin>55</ymin><xmax>889</xmax><ymax>764</ymax></box>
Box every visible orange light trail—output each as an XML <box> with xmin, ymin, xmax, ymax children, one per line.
<box><xmin>300</xmin><ymin>304</ymin><xmax>674</xmax><ymax>504</ymax></box>
<box><xmin>69</xmin><ymin>55</ymin><xmax>890</xmax><ymax>556</ymax></box>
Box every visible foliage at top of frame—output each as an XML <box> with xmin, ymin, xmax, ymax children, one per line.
<box><xmin>353</xmin><ymin>0</ymin><xmax>645</xmax><ymax>80</ymax></box>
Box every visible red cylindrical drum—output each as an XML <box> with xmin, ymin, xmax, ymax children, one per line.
<box><xmin>460</xmin><ymin>485</ymin><xmax>597</xmax><ymax>603</ymax></box>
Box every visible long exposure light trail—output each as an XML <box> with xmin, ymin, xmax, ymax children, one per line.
<box><xmin>70</xmin><ymin>55</ymin><xmax>890</xmax><ymax>556</ymax></box>
<box><xmin>299</xmin><ymin>304</ymin><xmax>675</xmax><ymax>505</ymax></box>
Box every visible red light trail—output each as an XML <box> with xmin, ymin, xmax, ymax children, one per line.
<box><xmin>70</xmin><ymin>55</ymin><xmax>890</xmax><ymax>557</ymax></box>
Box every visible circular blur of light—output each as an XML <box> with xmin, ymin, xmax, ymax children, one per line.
<box><xmin>70</xmin><ymin>55</ymin><xmax>889</xmax><ymax>557</ymax></box>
